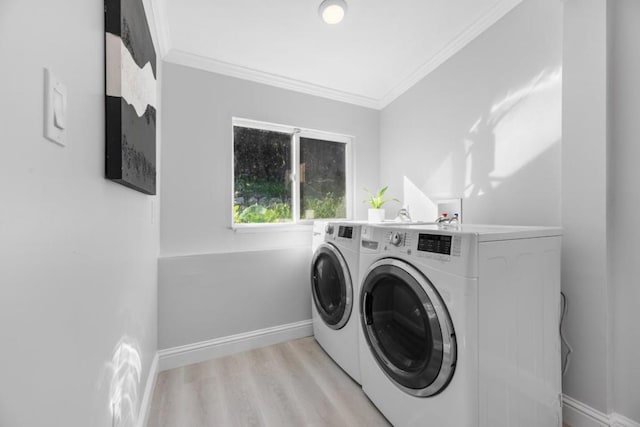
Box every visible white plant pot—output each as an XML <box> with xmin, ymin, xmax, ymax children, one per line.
<box><xmin>368</xmin><ymin>208</ymin><xmax>386</xmax><ymax>223</ymax></box>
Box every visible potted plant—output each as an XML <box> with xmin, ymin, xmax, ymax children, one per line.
<box><xmin>364</xmin><ymin>186</ymin><xmax>398</xmax><ymax>222</ymax></box>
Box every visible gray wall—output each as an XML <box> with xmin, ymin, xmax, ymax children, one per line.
<box><xmin>609</xmin><ymin>0</ymin><xmax>640</xmax><ymax>421</ymax></box>
<box><xmin>379</xmin><ymin>0</ymin><xmax>562</xmax><ymax>225</ymax></box>
<box><xmin>563</xmin><ymin>1</ymin><xmax>640</xmax><ymax>422</ymax></box>
<box><xmin>0</xmin><ymin>0</ymin><xmax>159</xmax><ymax>426</ymax></box>
<box><xmin>159</xmin><ymin>62</ymin><xmax>379</xmax><ymax>347</ymax></box>
<box><xmin>159</xmin><ymin>248</ymin><xmax>311</xmax><ymax>348</ymax></box>
<box><xmin>562</xmin><ymin>0</ymin><xmax>610</xmax><ymax>415</ymax></box>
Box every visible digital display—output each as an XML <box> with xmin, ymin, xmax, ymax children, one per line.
<box><xmin>338</xmin><ymin>226</ymin><xmax>353</xmax><ymax>239</ymax></box>
<box><xmin>417</xmin><ymin>234</ymin><xmax>452</xmax><ymax>255</ymax></box>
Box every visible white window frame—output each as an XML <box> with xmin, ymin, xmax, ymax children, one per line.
<box><xmin>231</xmin><ymin>117</ymin><xmax>353</xmax><ymax>230</ymax></box>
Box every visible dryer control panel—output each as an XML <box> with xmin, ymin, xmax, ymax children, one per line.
<box><xmin>325</xmin><ymin>222</ymin><xmax>363</xmax><ymax>252</ymax></box>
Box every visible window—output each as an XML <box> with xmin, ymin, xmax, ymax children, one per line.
<box><xmin>233</xmin><ymin>118</ymin><xmax>351</xmax><ymax>226</ymax></box>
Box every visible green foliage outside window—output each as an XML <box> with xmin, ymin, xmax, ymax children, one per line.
<box><xmin>301</xmin><ymin>193</ymin><xmax>346</xmax><ymax>219</ymax></box>
<box><xmin>234</xmin><ymin>203</ymin><xmax>292</xmax><ymax>224</ymax></box>
<box><xmin>235</xmin><ymin>177</ymin><xmax>289</xmax><ymax>202</ymax></box>
<box><xmin>233</xmin><ymin>124</ymin><xmax>347</xmax><ymax>224</ymax></box>
<box><xmin>234</xmin><ymin>194</ymin><xmax>345</xmax><ymax>223</ymax></box>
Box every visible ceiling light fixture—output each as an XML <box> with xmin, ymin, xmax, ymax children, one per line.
<box><xmin>319</xmin><ymin>0</ymin><xmax>347</xmax><ymax>25</ymax></box>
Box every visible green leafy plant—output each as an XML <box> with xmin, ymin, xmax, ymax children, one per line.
<box><xmin>265</xmin><ymin>203</ymin><xmax>292</xmax><ymax>222</ymax></box>
<box><xmin>363</xmin><ymin>186</ymin><xmax>399</xmax><ymax>209</ymax></box>
<box><xmin>302</xmin><ymin>193</ymin><xmax>346</xmax><ymax>219</ymax></box>
<box><xmin>234</xmin><ymin>203</ymin><xmax>292</xmax><ymax>224</ymax></box>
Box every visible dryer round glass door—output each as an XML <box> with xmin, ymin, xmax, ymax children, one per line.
<box><xmin>360</xmin><ymin>258</ymin><xmax>456</xmax><ymax>397</ymax></box>
<box><xmin>311</xmin><ymin>243</ymin><xmax>353</xmax><ymax>330</ymax></box>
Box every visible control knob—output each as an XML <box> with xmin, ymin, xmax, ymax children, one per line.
<box><xmin>389</xmin><ymin>231</ymin><xmax>403</xmax><ymax>246</ymax></box>
<box><xmin>325</xmin><ymin>223</ymin><xmax>334</xmax><ymax>235</ymax></box>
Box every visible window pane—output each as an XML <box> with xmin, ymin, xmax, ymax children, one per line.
<box><xmin>300</xmin><ymin>137</ymin><xmax>346</xmax><ymax>220</ymax></box>
<box><xmin>234</xmin><ymin>126</ymin><xmax>292</xmax><ymax>223</ymax></box>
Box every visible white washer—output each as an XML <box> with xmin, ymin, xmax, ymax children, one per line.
<box><xmin>310</xmin><ymin>221</ymin><xmax>365</xmax><ymax>383</ymax></box>
<box><xmin>358</xmin><ymin>224</ymin><xmax>562</xmax><ymax>427</ymax></box>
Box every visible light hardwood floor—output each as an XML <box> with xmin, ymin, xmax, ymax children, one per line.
<box><xmin>148</xmin><ymin>337</ymin><xmax>570</xmax><ymax>427</ymax></box>
<box><xmin>147</xmin><ymin>337</ymin><xmax>390</xmax><ymax>426</ymax></box>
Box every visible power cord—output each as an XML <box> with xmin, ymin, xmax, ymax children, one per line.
<box><xmin>560</xmin><ymin>291</ymin><xmax>573</xmax><ymax>376</ymax></box>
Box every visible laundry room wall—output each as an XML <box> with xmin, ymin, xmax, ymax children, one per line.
<box><xmin>0</xmin><ymin>0</ymin><xmax>160</xmax><ymax>426</ymax></box>
<box><xmin>377</xmin><ymin>0</ymin><xmax>640</xmax><ymax>424</ymax></box>
<box><xmin>608</xmin><ymin>0</ymin><xmax>640</xmax><ymax>422</ymax></box>
<box><xmin>561</xmin><ymin>0</ymin><xmax>610</xmax><ymax>420</ymax></box>
<box><xmin>563</xmin><ymin>1</ymin><xmax>640</xmax><ymax>424</ymax></box>
<box><xmin>159</xmin><ymin>62</ymin><xmax>380</xmax><ymax>348</ymax></box>
<box><xmin>379</xmin><ymin>0</ymin><xmax>562</xmax><ymax>226</ymax></box>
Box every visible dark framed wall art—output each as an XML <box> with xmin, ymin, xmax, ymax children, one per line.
<box><xmin>104</xmin><ymin>0</ymin><xmax>157</xmax><ymax>195</ymax></box>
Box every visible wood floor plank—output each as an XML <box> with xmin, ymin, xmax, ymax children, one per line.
<box><xmin>241</xmin><ymin>346</ymin><xmax>307</xmax><ymax>426</ymax></box>
<box><xmin>147</xmin><ymin>337</ymin><xmax>390</xmax><ymax>427</ymax></box>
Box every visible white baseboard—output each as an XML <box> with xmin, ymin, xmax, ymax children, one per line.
<box><xmin>610</xmin><ymin>413</ymin><xmax>640</xmax><ymax>427</ymax></box>
<box><xmin>137</xmin><ymin>352</ymin><xmax>159</xmax><ymax>427</ymax></box>
<box><xmin>563</xmin><ymin>394</ymin><xmax>609</xmax><ymax>427</ymax></box>
<box><xmin>563</xmin><ymin>394</ymin><xmax>640</xmax><ymax>427</ymax></box>
<box><xmin>157</xmin><ymin>319</ymin><xmax>313</xmax><ymax>372</ymax></box>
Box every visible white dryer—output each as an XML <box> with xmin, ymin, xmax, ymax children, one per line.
<box><xmin>310</xmin><ymin>221</ymin><xmax>365</xmax><ymax>384</ymax></box>
<box><xmin>358</xmin><ymin>224</ymin><xmax>562</xmax><ymax>427</ymax></box>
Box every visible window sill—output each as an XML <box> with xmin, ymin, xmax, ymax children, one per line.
<box><xmin>231</xmin><ymin>222</ymin><xmax>314</xmax><ymax>234</ymax></box>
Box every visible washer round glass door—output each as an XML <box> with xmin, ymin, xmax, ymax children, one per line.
<box><xmin>360</xmin><ymin>258</ymin><xmax>456</xmax><ymax>397</ymax></box>
<box><xmin>311</xmin><ymin>243</ymin><xmax>353</xmax><ymax>330</ymax></box>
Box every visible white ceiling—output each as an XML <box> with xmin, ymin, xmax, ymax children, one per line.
<box><xmin>155</xmin><ymin>0</ymin><xmax>523</xmax><ymax>108</ymax></box>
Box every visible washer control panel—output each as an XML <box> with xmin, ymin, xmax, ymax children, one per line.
<box><xmin>362</xmin><ymin>225</ymin><xmax>477</xmax><ymax>276</ymax></box>
<box><xmin>415</xmin><ymin>234</ymin><xmax>462</xmax><ymax>261</ymax></box>
<box><xmin>378</xmin><ymin>229</ymin><xmax>464</xmax><ymax>261</ymax></box>
<box><xmin>417</xmin><ymin>233</ymin><xmax>451</xmax><ymax>254</ymax></box>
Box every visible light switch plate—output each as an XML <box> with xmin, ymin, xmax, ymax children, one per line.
<box><xmin>437</xmin><ymin>198</ymin><xmax>462</xmax><ymax>223</ymax></box>
<box><xmin>44</xmin><ymin>68</ymin><xmax>67</xmax><ymax>146</ymax></box>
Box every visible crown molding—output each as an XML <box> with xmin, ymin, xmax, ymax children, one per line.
<box><xmin>163</xmin><ymin>49</ymin><xmax>382</xmax><ymax>110</ymax></box>
<box><xmin>160</xmin><ymin>0</ymin><xmax>523</xmax><ymax>110</ymax></box>
<box><xmin>379</xmin><ymin>0</ymin><xmax>524</xmax><ymax>108</ymax></box>
<box><xmin>141</xmin><ymin>0</ymin><xmax>171</xmax><ymax>58</ymax></box>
